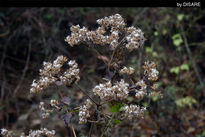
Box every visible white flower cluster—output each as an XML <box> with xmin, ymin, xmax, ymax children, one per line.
<box><xmin>50</xmin><ymin>99</ymin><xmax>60</xmax><ymax>110</ymax></box>
<box><xmin>135</xmin><ymin>80</ymin><xmax>147</xmax><ymax>99</ymax></box>
<box><xmin>120</xmin><ymin>66</ymin><xmax>135</xmax><ymax>75</ymax></box>
<box><xmin>149</xmin><ymin>83</ymin><xmax>163</xmax><ymax>98</ymax></box>
<box><xmin>20</xmin><ymin>128</ymin><xmax>55</xmax><ymax>137</ymax></box>
<box><xmin>65</xmin><ymin>14</ymin><xmax>145</xmax><ymax>50</ymax></box>
<box><xmin>96</xmin><ymin>14</ymin><xmax>125</xmax><ymax>31</ymax></box>
<box><xmin>30</xmin><ymin>56</ymin><xmax>80</xmax><ymax>94</ymax></box>
<box><xmin>65</xmin><ymin>25</ymin><xmax>88</xmax><ymax>47</ymax></box>
<box><xmin>1</xmin><ymin>128</ymin><xmax>55</xmax><ymax>137</ymax></box>
<box><xmin>122</xmin><ymin>105</ymin><xmax>146</xmax><ymax>120</ymax></box>
<box><xmin>93</xmin><ymin>81</ymin><xmax>113</xmax><ymax>100</ymax></box>
<box><xmin>93</xmin><ymin>79</ymin><xmax>129</xmax><ymax>100</ymax></box>
<box><xmin>125</xmin><ymin>27</ymin><xmax>145</xmax><ymax>51</ymax></box>
<box><xmin>40</xmin><ymin>56</ymin><xmax>68</xmax><ymax>77</ymax></box>
<box><xmin>1</xmin><ymin>128</ymin><xmax>10</xmax><ymax>137</ymax></box>
<box><xmin>79</xmin><ymin>99</ymin><xmax>92</xmax><ymax>124</ymax></box>
<box><xmin>39</xmin><ymin>102</ymin><xmax>52</xmax><ymax>119</ymax></box>
<box><xmin>143</xmin><ymin>61</ymin><xmax>159</xmax><ymax>81</ymax></box>
<box><xmin>60</xmin><ymin>60</ymin><xmax>80</xmax><ymax>85</ymax></box>
<box><xmin>65</xmin><ymin>14</ymin><xmax>124</xmax><ymax>49</ymax></box>
<box><xmin>39</xmin><ymin>100</ymin><xmax>61</xmax><ymax>119</ymax></box>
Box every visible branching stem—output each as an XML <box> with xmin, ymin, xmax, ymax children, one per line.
<box><xmin>75</xmin><ymin>83</ymin><xmax>99</xmax><ymax>106</ymax></box>
<box><xmin>100</xmin><ymin>114</ymin><xmax>115</xmax><ymax>137</ymax></box>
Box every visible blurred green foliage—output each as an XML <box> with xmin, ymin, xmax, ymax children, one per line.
<box><xmin>175</xmin><ymin>96</ymin><xmax>197</xmax><ymax>108</ymax></box>
<box><xmin>170</xmin><ymin>63</ymin><xmax>189</xmax><ymax>74</ymax></box>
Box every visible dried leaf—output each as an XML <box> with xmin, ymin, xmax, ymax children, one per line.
<box><xmin>62</xmin><ymin>113</ymin><xmax>72</xmax><ymax>126</ymax></box>
<box><xmin>105</xmin><ymin>71</ymin><xmax>114</xmax><ymax>80</ymax></box>
<box><xmin>97</xmin><ymin>55</ymin><xmax>109</xmax><ymax>63</ymax></box>
<box><xmin>18</xmin><ymin>114</ymin><xmax>29</xmax><ymax>121</ymax></box>
<box><xmin>187</xmin><ymin>127</ymin><xmax>195</xmax><ymax>134</ymax></box>
<box><xmin>61</xmin><ymin>97</ymin><xmax>71</xmax><ymax>105</ymax></box>
<box><xmin>55</xmin><ymin>81</ymin><xmax>64</xmax><ymax>86</ymax></box>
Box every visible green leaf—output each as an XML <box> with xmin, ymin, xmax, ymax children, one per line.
<box><xmin>172</xmin><ymin>34</ymin><xmax>183</xmax><ymax>47</ymax></box>
<box><xmin>170</xmin><ymin>67</ymin><xmax>180</xmax><ymax>74</ymax></box>
<box><xmin>152</xmin><ymin>51</ymin><xmax>158</xmax><ymax>57</ymax></box>
<box><xmin>151</xmin><ymin>95</ymin><xmax>159</xmax><ymax>102</ymax></box>
<box><xmin>113</xmin><ymin>119</ymin><xmax>121</xmax><ymax>124</ymax></box>
<box><xmin>142</xmin><ymin>102</ymin><xmax>148</xmax><ymax>107</ymax></box>
<box><xmin>71</xmin><ymin>109</ymin><xmax>80</xmax><ymax>113</ymax></box>
<box><xmin>162</xmin><ymin>28</ymin><xmax>167</xmax><ymax>35</ymax></box>
<box><xmin>154</xmin><ymin>31</ymin><xmax>158</xmax><ymax>36</ymax></box>
<box><xmin>157</xmin><ymin>82</ymin><xmax>163</xmax><ymax>87</ymax></box>
<box><xmin>196</xmin><ymin>134</ymin><xmax>201</xmax><ymax>137</ymax></box>
<box><xmin>202</xmin><ymin>129</ymin><xmax>205</xmax><ymax>136</ymax></box>
<box><xmin>177</xmin><ymin>14</ymin><xmax>184</xmax><ymax>21</ymax></box>
<box><xmin>175</xmin><ymin>96</ymin><xmax>197</xmax><ymax>108</ymax></box>
<box><xmin>109</xmin><ymin>102</ymin><xmax>123</xmax><ymax>113</ymax></box>
<box><xmin>87</xmin><ymin>68</ymin><xmax>94</xmax><ymax>74</ymax></box>
<box><xmin>45</xmin><ymin>14</ymin><xmax>52</xmax><ymax>20</ymax></box>
<box><xmin>180</xmin><ymin>63</ymin><xmax>189</xmax><ymax>71</ymax></box>
<box><xmin>145</xmin><ymin>47</ymin><xmax>153</xmax><ymax>53</ymax></box>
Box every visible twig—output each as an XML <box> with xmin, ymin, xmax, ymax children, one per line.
<box><xmin>107</xmin><ymin>36</ymin><xmax>126</xmax><ymax>71</ymax></box>
<box><xmin>75</xmin><ymin>83</ymin><xmax>99</xmax><ymax>106</ymax></box>
<box><xmin>89</xmin><ymin>123</ymin><xmax>94</xmax><ymax>137</ymax></box>
<box><xmin>13</xmin><ymin>42</ymin><xmax>31</xmax><ymax>96</ymax></box>
<box><xmin>132</xmin><ymin>9</ymin><xmax>147</xmax><ymax>78</ymax></box>
<box><xmin>71</xmin><ymin>124</ymin><xmax>77</xmax><ymax>137</ymax></box>
<box><xmin>132</xmin><ymin>8</ymin><xmax>148</xmax><ymax>26</ymax></box>
<box><xmin>180</xmin><ymin>25</ymin><xmax>204</xmax><ymax>93</ymax></box>
<box><xmin>100</xmin><ymin>114</ymin><xmax>115</xmax><ymax>137</ymax></box>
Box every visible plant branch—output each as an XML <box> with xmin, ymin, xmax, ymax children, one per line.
<box><xmin>71</xmin><ymin>124</ymin><xmax>77</xmax><ymax>137</ymax></box>
<box><xmin>13</xmin><ymin>42</ymin><xmax>31</xmax><ymax>96</ymax></box>
<box><xmin>107</xmin><ymin>36</ymin><xmax>126</xmax><ymax>71</ymax></box>
<box><xmin>180</xmin><ymin>25</ymin><xmax>204</xmax><ymax>93</ymax></box>
<box><xmin>100</xmin><ymin>114</ymin><xmax>115</xmax><ymax>137</ymax></box>
<box><xmin>75</xmin><ymin>83</ymin><xmax>99</xmax><ymax>106</ymax></box>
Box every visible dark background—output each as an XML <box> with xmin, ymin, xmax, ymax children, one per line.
<box><xmin>0</xmin><ymin>8</ymin><xmax>205</xmax><ymax>137</ymax></box>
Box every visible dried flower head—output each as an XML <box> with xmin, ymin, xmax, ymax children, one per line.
<box><xmin>125</xmin><ymin>27</ymin><xmax>145</xmax><ymax>51</ymax></box>
<box><xmin>1</xmin><ymin>128</ymin><xmax>55</xmax><ymax>137</ymax></box>
<box><xmin>65</xmin><ymin>14</ymin><xmax>145</xmax><ymax>51</ymax></box>
<box><xmin>79</xmin><ymin>99</ymin><xmax>93</xmax><ymax>124</ymax></box>
<box><xmin>65</xmin><ymin>25</ymin><xmax>89</xmax><ymax>47</ymax></box>
<box><xmin>50</xmin><ymin>99</ymin><xmax>60</xmax><ymax>110</ymax></box>
<box><xmin>21</xmin><ymin>128</ymin><xmax>55</xmax><ymax>137</ymax></box>
<box><xmin>122</xmin><ymin>105</ymin><xmax>146</xmax><ymax>120</ymax></box>
<box><xmin>149</xmin><ymin>91</ymin><xmax>163</xmax><ymax>98</ymax></box>
<box><xmin>112</xmin><ymin>79</ymin><xmax>129</xmax><ymax>100</ymax></box>
<box><xmin>151</xmin><ymin>83</ymin><xmax>158</xmax><ymax>91</ymax></box>
<box><xmin>93</xmin><ymin>79</ymin><xmax>129</xmax><ymax>100</ymax></box>
<box><xmin>39</xmin><ymin>102</ymin><xmax>52</xmax><ymax>119</ymax></box>
<box><xmin>120</xmin><ymin>66</ymin><xmax>135</xmax><ymax>75</ymax></box>
<box><xmin>135</xmin><ymin>80</ymin><xmax>147</xmax><ymax>99</ymax></box>
<box><xmin>93</xmin><ymin>81</ymin><xmax>114</xmax><ymax>100</ymax></box>
<box><xmin>30</xmin><ymin>56</ymin><xmax>80</xmax><ymax>94</ymax></box>
<box><xmin>1</xmin><ymin>128</ymin><xmax>9</xmax><ymax>137</ymax></box>
<box><xmin>60</xmin><ymin>60</ymin><xmax>80</xmax><ymax>85</ymax></box>
<box><xmin>96</xmin><ymin>14</ymin><xmax>125</xmax><ymax>31</ymax></box>
<box><xmin>143</xmin><ymin>61</ymin><xmax>159</xmax><ymax>81</ymax></box>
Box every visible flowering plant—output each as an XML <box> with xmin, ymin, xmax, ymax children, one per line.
<box><xmin>1</xmin><ymin>14</ymin><xmax>161</xmax><ymax>137</ymax></box>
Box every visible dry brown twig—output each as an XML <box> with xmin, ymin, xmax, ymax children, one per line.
<box><xmin>180</xmin><ymin>25</ymin><xmax>205</xmax><ymax>94</ymax></box>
